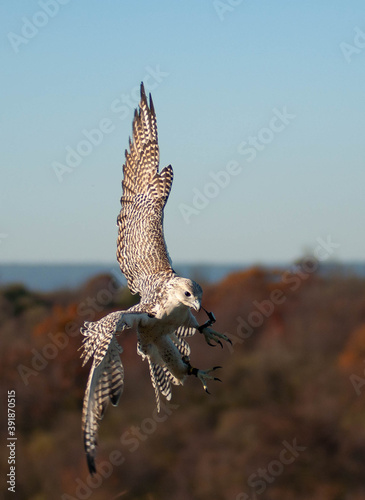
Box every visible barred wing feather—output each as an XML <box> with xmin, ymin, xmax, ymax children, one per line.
<box><xmin>117</xmin><ymin>83</ymin><xmax>174</xmax><ymax>295</ymax></box>
<box><xmin>82</xmin><ymin>338</ymin><xmax>124</xmax><ymax>474</ymax></box>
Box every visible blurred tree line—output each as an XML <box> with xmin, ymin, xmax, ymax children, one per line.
<box><xmin>1</xmin><ymin>266</ymin><xmax>365</xmax><ymax>499</ymax></box>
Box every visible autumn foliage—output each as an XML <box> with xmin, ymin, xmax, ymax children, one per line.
<box><xmin>1</xmin><ymin>267</ymin><xmax>365</xmax><ymax>499</ymax></box>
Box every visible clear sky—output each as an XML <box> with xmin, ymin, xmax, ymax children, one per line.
<box><xmin>1</xmin><ymin>1</ymin><xmax>364</xmax><ymax>265</ymax></box>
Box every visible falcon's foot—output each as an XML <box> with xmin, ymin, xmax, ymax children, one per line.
<box><xmin>197</xmin><ymin>366</ymin><xmax>222</xmax><ymax>394</ymax></box>
<box><xmin>200</xmin><ymin>327</ymin><xmax>232</xmax><ymax>348</ymax></box>
<box><xmin>183</xmin><ymin>357</ymin><xmax>222</xmax><ymax>394</ymax></box>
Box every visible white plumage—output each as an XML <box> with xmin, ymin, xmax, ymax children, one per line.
<box><xmin>80</xmin><ymin>83</ymin><xmax>230</xmax><ymax>474</ymax></box>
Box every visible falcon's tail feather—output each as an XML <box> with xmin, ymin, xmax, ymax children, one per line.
<box><xmin>140</xmin><ymin>332</ymin><xmax>192</xmax><ymax>412</ymax></box>
<box><xmin>147</xmin><ymin>360</ymin><xmax>181</xmax><ymax>412</ymax></box>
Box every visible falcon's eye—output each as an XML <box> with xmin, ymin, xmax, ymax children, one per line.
<box><xmin>185</xmin><ymin>291</ymin><xmax>191</xmax><ymax>297</ymax></box>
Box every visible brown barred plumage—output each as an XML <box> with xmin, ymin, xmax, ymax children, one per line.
<box><xmin>117</xmin><ymin>83</ymin><xmax>174</xmax><ymax>296</ymax></box>
<box><xmin>80</xmin><ymin>83</ymin><xmax>230</xmax><ymax>475</ymax></box>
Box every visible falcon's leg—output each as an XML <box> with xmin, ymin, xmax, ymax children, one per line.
<box><xmin>197</xmin><ymin>308</ymin><xmax>216</xmax><ymax>330</ymax></box>
<box><xmin>197</xmin><ymin>308</ymin><xmax>231</xmax><ymax>348</ymax></box>
<box><xmin>182</xmin><ymin>356</ymin><xmax>222</xmax><ymax>394</ymax></box>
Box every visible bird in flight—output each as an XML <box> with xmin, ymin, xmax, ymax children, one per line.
<box><xmin>80</xmin><ymin>83</ymin><xmax>231</xmax><ymax>474</ymax></box>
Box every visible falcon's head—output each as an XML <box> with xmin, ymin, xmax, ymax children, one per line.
<box><xmin>170</xmin><ymin>277</ymin><xmax>202</xmax><ymax>312</ymax></box>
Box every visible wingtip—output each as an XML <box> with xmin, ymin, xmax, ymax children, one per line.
<box><xmin>139</xmin><ymin>79</ymin><xmax>154</xmax><ymax>114</ymax></box>
<box><xmin>140</xmin><ymin>82</ymin><xmax>147</xmax><ymax>102</ymax></box>
<box><xmin>86</xmin><ymin>453</ymin><xmax>97</xmax><ymax>476</ymax></box>
<box><xmin>84</xmin><ymin>434</ymin><xmax>97</xmax><ymax>475</ymax></box>
<box><xmin>149</xmin><ymin>93</ymin><xmax>155</xmax><ymax>114</ymax></box>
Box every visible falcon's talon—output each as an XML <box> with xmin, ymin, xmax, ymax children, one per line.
<box><xmin>200</xmin><ymin>327</ymin><xmax>231</xmax><ymax>348</ymax></box>
<box><xmin>185</xmin><ymin>363</ymin><xmax>223</xmax><ymax>394</ymax></box>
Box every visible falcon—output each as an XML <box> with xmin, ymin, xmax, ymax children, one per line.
<box><xmin>80</xmin><ymin>83</ymin><xmax>231</xmax><ymax>474</ymax></box>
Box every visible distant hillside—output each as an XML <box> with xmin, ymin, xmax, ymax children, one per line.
<box><xmin>0</xmin><ymin>261</ymin><xmax>363</xmax><ymax>291</ymax></box>
<box><xmin>1</xmin><ymin>267</ymin><xmax>365</xmax><ymax>499</ymax></box>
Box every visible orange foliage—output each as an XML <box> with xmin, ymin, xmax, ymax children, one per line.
<box><xmin>338</xmin><ymin>323</ymin><xmax>365</xmax><ymax>370</ymax></box>
<box><xmin>33</xmin><ymin>303</ymin><xmax>78</xmax><ymax>337</ymax></box>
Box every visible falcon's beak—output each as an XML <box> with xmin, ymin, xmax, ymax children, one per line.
<box><xmin>192</xmin><ymin>299</ymin><xmax>201</xmax><ymax>312</ymax></box>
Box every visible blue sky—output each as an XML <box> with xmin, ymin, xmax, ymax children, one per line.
<box><xmin>1</xmin><ymin>0</ymin><xmax>364</xmax><ymax>265</ymax></box>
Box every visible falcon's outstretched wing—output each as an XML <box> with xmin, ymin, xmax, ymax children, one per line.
<box><xmin>117</xmin><ymin>83</ymin><xmax>174</xmax><ymax>295</ymax></box>
<box><xmin>80</xmin><ymin>306</ymin><xmax>153</xmax><ymax>473</ymax></box>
